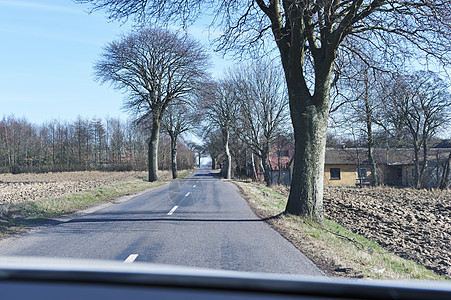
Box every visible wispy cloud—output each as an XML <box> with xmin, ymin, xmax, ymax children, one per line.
<box><xmin>0</xmin><ymin>1</ymin><xmax>81</xmax><ymax>14</ymax></box>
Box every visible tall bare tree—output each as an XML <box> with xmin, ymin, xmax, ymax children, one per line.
<box><xmin>332</xmin><ymin>57</ymin><xmax>389</xmax><ymax>186</ymax></box>
<box><xmin>162</xmin><ymin>103</ymin><xmax>194</xmax><ymax>179</ymax></box>
<box><xmin>199</xmin><ymin>80</ymin><xmax>239</xmax><ymax>179</ymax></box>
<box><xmin>384</xmin><ymin>71</ymin><xmax>451</xmax><ymax>188</ymax></box>
<box><xmin>232</xmin><ymin>60</ymin><xmax>289</xmax><ymax>186</ymax></box>
<box><xmin>204</xmin><ymin>130</ymin><xmax>222</xmax><ymax>170</ymax></box>
<box><xmin>94</xmin><ymin>27</ymin><xmax>209</xmax><ymax>181</ymax></box>
<box><xmin>78</xmin><ymin>0</ymin><xmax>450</xmax><ymax>222</ymax></box>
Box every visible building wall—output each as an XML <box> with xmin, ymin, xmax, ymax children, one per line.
<box><xmin>324</xmin><ymin>164</ymin><xmax>358</xmax><ymax>186</ymax></box>
<box><xmin>268</xmin><ymin>147</ymin><xmax>292</xmax><ymax>170</ymax></box>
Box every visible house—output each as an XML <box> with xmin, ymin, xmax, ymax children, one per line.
<box><xmin>324</xmin><ymin>148</ymin><xmax>372</xmax><ymax>186</ymax></box>
<box><xmin>265</xmin><ymin>140</ymin><xmax>451</xmax><ymax>187</ymax></box>
<box><xmin>268</xmin><ymin>136</ymin><xmax>293</xmax><ymax>171</ymax></box>
<box><xmin>324</xmin><ymin>147</ymin><xmax>451</xmax><ymax>187</ymax></box>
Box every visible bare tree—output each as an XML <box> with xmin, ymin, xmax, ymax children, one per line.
<box><xmin>232</xmin><ymin>60</ymin><xmax>289</xmax><ymax>186</ymax></box>
<box><xmin>78</xmin><ymin>0</ymin><xmax>451</xmax><ymax>222</ymax></box>
<box><xmin>384</xmin><ymin>71</ymin><xmax>451</xmax><ymax>188</ymax></box>
<box><xmin>162</xmin><ymin>103</ymin><xmax>194</xmax><ymax>179</ymax></box>
<box><xmin>199</xmin><ymin>80</ymin><xmax>239</xmax><ymax>179</ymax></box>
<box><xmin>204</xmin><ymin>130</ymin><xmax>222</xmax><ymax>170</ymax></box>
<box><xmin>94</xmin><ymin>27</ymin><xmax>209</xmax><ymax>181</ymax></box>
<box><xmin>186</xmin><ymin>141</ymin><xmax>205</xmax><ymax>169</ymax></box>
<box><xmin>333</xmin><ymin>58</ymin><xmax>389</xmax><ymax>186</ymax></box>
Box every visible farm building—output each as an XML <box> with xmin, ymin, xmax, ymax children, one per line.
<box><xmin>323</xmin><ymin>147</ymin><xmax>451</xmax><ymax>187</ymax></box>
<box><xmin>263</xmin><ymin>140</ymin><xmax>450</xmax><ymax>187</ymax></box>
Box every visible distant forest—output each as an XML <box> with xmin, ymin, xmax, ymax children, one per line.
<box><xmin>0</xmin><ymin>116</ymin><xmax>195</xmax><ymax>174</ymax></box>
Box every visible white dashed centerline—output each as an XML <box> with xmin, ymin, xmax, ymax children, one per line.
<box><xmin>167</xmin><ymin>205</ymin><xmax>179</xmax><ymax>215</ymax></box>
<box><xmin>124</xmin><ymin>254</ymin><xmax>138</xmax><ymax>263</ymax></box>
<box><xmin>167</xmin><ymin>180</ymin><xmax>197</xmax><ymax>215</ymax></box>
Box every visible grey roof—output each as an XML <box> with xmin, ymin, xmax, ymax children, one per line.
<box><xmin>433</xmin><ymin>140</ymin><xmax>451</xmax><ymax>148</ymax></box>
<box><xmin>325</xmin><ymin>148</ymin><xmax>451</xmax><ymax>165</ymax></box>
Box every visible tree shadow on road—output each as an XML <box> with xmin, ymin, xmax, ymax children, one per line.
<box><xmin>63</xmin><ymin>212</ymin><xmax>285</xmax><ymax>224</ymax></box>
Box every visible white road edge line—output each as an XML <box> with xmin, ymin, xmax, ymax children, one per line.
<box><xmin>124</xmin><ymin>254</ymin><xmax>138</xmax><ymax>263</ymax></box>
<box><xmin>167</xmin><ymin>205</ymin><xmax>178</xmax><ymax>215</ymax></box>
<box><xmin>185</xmin><ymin>192</ymin><xmax>191</xmax><ymax>197</ymax></box>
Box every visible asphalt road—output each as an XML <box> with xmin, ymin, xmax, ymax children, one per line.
<box><xmin>0</xmin><ymin>169</ymin><xmax>323</xmax><ymax>276</ymax></box>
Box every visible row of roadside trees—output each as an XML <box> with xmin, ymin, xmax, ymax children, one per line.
<box><xmin>201</xmin><ymin>62</ymin><xmax>451</xmax><ymax>190</ymax></box>
<box><xmin>330</xmin><ymin>62</ymin><xmax>451</xmax><ymax>189</ymax></box>
<box><xmin>199</xmin><ymin>60</ymin><xmax>290</xmax><ymax>187</ymax></box>
<box><xmin>77</xmin><ymin>0</ymin><xmax>450</xmax><ymax>224</ymax></box>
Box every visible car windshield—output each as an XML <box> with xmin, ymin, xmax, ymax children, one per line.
<box><xmin>0</xmin><ymin>0</ymin><xmax>450</xmax><ymax>285</ymax></box>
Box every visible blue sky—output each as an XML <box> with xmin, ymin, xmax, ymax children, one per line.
<box><xmin>0</xmin><ymin>0</ymin><xmax>233</xmax><ymax>124</ymax></box>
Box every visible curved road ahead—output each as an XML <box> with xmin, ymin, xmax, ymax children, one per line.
<box><xmin>0</xmin><ymin>169</ymin><xmax>323</xmax><ymax>276</ymax></box>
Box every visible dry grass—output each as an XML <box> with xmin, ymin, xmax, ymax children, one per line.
<box><xmin>232</xmin><ymin>180</ymin><xmax>447</xmax><ymax>281</ymax></box>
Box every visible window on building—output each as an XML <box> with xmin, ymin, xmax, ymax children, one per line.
<box><xmin>357</xmin><ymin>168</ymin><xmax>367</xmax><ymax>179</ymax></box>
<box><xmin>330</xmin><ymin>168</ymin><xmax>341</xmax><ymax>180</ymax></box>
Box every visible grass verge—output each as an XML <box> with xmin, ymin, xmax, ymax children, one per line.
<box><xmin>0</xmin><ymin>169</ymin><xmax>193</xmax><ymax>237</ymax></box>
<box><xmin>232</xmin><ymin>180</ymin><xmax>447</xmax><ymax>281</ymax></box>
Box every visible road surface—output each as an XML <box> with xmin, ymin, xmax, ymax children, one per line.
<box><xmin>0</xmin><ymin>169</ymin><xmax>323</xmax><ymax>276</ymax></box>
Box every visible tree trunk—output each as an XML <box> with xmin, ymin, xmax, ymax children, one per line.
<box><xmin>251</xmin><ymin>152</ymin><xmax>257</xmax><ymax>181</ymax></box>
<box><xmin>277</xmin><ymin>144</ymin><xmax>282</xmax><ymax>185</ymax></box>
<box><xmin>413</xmin><ymin>139</ymin><xmax>421</xmax><ymax>188</ymax></box>
<box><xmin>222</xmin><ymin>128</ymin><xmax>232</xmax><ymax>179</ymax></box>
<box><xmin>148</xmin><ymin>118</ymin><xmax>160</xmax><ymax>182</ymax></box>
<box><xmin>211</xmin><ymin>155</ymin><xmax>216</xmax><ymax>169</ymax></box>
<box><xmin>365</xmin><ymin>96</ymin><xmax>378</xmax><ymax>186</ymax></box>
<box><xmin>419</xmin><ymin>136</ymin><xmax>428</xmax><ymax>188</ymax></box>
<box><xmin>261</xmin><ymin>146</ymin><xmax>272</xmax><ymax>187</ymax></box>
<box><xmin>440</xmin><ymin>151</ymin><xmax>451</xmax><ymax>190</ymax></box>
<box><xmin>170</xmin><ymin>133</ymin><xmax>178</xmax><ymax>179</ymax></box>
<box><xmin>285</xmin><ymin>103</ymin><xmax>328</xmax><ymax>223</ymax></box>
<box><xmin>262</xmin><ymin>160</ymin><xmax>272</xmax><ymax>187</ymax></box>
<box><xmin>282</xmin><ymin>60</ymin><xmax>332</xmax><ymax>224</ymax></box>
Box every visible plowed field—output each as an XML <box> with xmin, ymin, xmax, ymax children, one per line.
<box><xmin>323</xmin><ymin>187</ymin><xmax>451</xmax><ymax>277</ymax></box>
<box><xmin>272</xmin><ymin>185</ymin><xmax>450</xmax><ymax>277</ymax></box>
<box><xmin>0</xmin><ymin>171</ymin><xmax>172</xmax><ymax>205</ymax></box>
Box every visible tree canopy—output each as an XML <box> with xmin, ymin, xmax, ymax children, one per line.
<box><xmin>95</xmin><ymin>27</ymin><xmax>209</xmax><ymax>181</ymax></box>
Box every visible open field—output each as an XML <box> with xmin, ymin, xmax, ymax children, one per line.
<box><xmin>322</xmin><ymin>187</ymin><xmax>450</xmax><ymax>277</ymax></box>
<box><xmin>233</xmin><ymin>180</ymin><xmax>449</xmax><ymax>280</ymax></box>
<box><xmin>0</xmin><ymin>171</ymin><xmax>173</xmax><ymax>206</ymax></box>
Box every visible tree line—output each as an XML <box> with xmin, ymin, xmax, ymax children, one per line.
<box><xmin>329</xmin><ymin>56</ymin><xmax>451</xmax><ymax>189</ymax></box>
<box><xmin>200</xmin><ymin>62</ymin><xmax>450</xmax><ymax>190</ymax></box>
<box><xmin>0</xmin><ymin>116</ymin><xmax>195</xmax><ymax>174</ymax></box>
<box><xmin>199</xmin><ymin>60</ymin><xmax>291</xmax><ymax>187</ymax></box>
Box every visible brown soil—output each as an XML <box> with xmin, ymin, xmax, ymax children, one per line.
<box><xmin>0</xmin><ymin>171</ymin><xmax>173</xmax><ymax>205</ymax></box>
<box><xmin>272</xmin><ymin>185</ymin><xmax>451</xmax><ymax>278</ymax></box>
